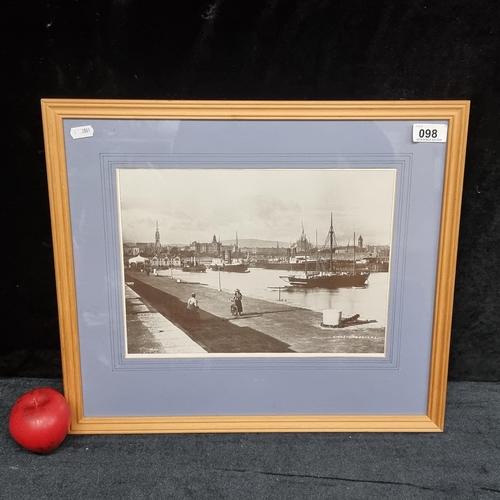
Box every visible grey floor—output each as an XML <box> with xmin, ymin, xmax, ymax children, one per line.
<box><xmin>1</xmin><ymin>378</ymin><xmax>499</xmax><ymax>499</ymax></box>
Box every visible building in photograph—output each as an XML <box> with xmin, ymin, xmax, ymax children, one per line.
<box><xmin>123</xmin><ymin>243</ymin><xmax>140</xmax><ymax>256</ymax></box>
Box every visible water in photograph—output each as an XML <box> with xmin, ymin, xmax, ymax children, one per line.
<box><xmin>160</xmin><ymin>268</ymin><xmax>390</xmax><ymax>326</ymax></box>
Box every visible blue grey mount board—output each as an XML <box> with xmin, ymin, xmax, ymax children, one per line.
<box><xmin>63</xmin><ymin>118</ymin><xmax>446</xmax><ymax>417</ymax></box>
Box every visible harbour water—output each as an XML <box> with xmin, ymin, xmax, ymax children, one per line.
<box><xmin>159</xmin><ymin>268</ymin><xmax>390</xmax><ymax>327</ymax></box>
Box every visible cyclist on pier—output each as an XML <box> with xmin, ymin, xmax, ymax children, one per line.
<box><xmin>233</xmin><ymin>289</ymin><xmax>243</xmax><ymax>316</ymax></box>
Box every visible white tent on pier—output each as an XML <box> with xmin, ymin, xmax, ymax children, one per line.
<box><xmin>127</xmin><ymin>255</ymin><xmax>149</xmax><ymax>267</ymax></box>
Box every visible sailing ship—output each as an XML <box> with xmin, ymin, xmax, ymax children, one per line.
<box><xmin>279</xmin><ymin>215</ymin><xmax>370</xmax><ymax>288</ymax></box>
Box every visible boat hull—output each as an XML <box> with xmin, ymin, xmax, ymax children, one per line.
<box><xmin>280</xmin><ymin>272</ymin><xmax>370</xmax><ymax>288</ymax></box>
<box><xmin>182</xmin><ymin>265</ymin><xmax>206</xmax><ymax>272</ymax></box>
<box><xmin>210</xmin><ymin>264</ymin><xmax>249</xmax><ymax>273</ymax></box>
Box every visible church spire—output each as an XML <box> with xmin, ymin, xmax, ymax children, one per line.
<box><xmin>155</xmin><ymin>221</ymin><xmax>161</xmax><ymax>252</ymax></box>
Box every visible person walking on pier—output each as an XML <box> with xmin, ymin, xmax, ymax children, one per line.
<box><xmin>186</xmin><ymin>293</ymin><xmax>199</xmax><ymax>321</ymax></box>
<box><xmin>233</xmin><ymin>289</ymin><xmax>243</xmax><ymax>316</ymax></box>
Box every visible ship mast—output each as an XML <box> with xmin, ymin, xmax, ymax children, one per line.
<box><xmin>353</xmin><ymin>231</ymin><xmax>356</xmax><ymax>274</ymax></box>
<box><xmin>330</xmin><ymin>213</ymin><xmax>334</xmax><ymax>272</ymax></box>
<box><xmin>316</xmin><ymin>230</ymin><xmax>318</xmax><ymax>272</ymax></box>
<box><xmin>305</xmin><ymin>235</ymin><xmax>308</xmax><ymax>279</ymax></box>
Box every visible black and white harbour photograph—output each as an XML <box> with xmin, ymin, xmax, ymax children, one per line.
<box><xmin>118</xmin><ymin>168</ymin><xmax>396</xmax><ymax>357</ymax></box>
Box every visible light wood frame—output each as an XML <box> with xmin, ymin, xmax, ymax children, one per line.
<box><xmin>41</xmin><ymin>99</ymin><xmax>469</xmax><ymax>433</ymax></box>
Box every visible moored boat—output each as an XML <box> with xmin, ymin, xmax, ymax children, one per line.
<box><xmin>280</xmin><ymin>270</ymin><xmax>369</xmax><ymax>288</ymax></box>
<box><xmin>280</xmin><ymin>214</ymin><xmax>370</xmax><ymax>288</ymax></box>
<box><xmin>210</xmin><ymin>261</ymin><xmax>249</xmax><ymax>273</ymax></box>
<box><xmin>209</xmin><ymin>258</ymin><xmax>249</xmax><ymax>273</ymax></box>
<box><xmin>182</xmin><ymin>248</ymin><xmax>207</xmax><ymax>272</ymax></box>
<box><xmin>182</xmin><ymin>264</ymin><xmax>207</xmax><ymax>272</ymax></box>
<box><xmin>256</xmin><ymin>257</ymin><xmax>318</xmax><ymax>271</ymax></box>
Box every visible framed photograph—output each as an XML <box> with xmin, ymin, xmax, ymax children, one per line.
<box><xmin>41</xmin><ymin>99</ymin><xmax>469</xmax><ymax>433</ymax></box>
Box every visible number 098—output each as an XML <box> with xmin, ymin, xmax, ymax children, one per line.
<box><xmin>418</xmin><ymin>128</ymin><xmax>438</xmax><ymax>139</ymax></box>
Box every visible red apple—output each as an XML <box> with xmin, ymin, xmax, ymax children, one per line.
<box><xmin>9</xmin><ymin>388</ymin><xmax>71</xmax><ymax>453</ymax></box>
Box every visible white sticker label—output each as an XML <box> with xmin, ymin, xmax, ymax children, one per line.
<box><xmin>412</xmin><ymin>124</ymin><xmax>448</xmax><ymax>143</ymax></box>
<box><xmin>70</xmin><ymin>125</ymin><xmax>94</xmax><ymax>139</ymax></box>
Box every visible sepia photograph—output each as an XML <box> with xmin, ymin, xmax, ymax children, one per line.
<box><xmin>118</xmin><ymin>167</ymin><xmax>396</xmax><ymax>358</ymax></box>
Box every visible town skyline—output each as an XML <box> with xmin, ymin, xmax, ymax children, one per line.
<box><xmin>117</xmin><ymin>168</ymin><xmax>397</xmax><ymax>248</ymax></box>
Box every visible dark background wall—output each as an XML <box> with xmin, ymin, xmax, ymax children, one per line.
<box><xmin>2</xmin><ymin>0</ymin><xmax>499</xmax><ymax>380</ymax></box>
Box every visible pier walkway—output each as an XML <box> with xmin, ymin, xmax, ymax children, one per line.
<box><xmin>125</xmin><ymin>285</ymin><xmax>206</xmax><ymax>354</ymax></box>
<box><xmin>125</xmin><ymin>270</ymin><xmax>385</xmax><ymax>354</ymax></box>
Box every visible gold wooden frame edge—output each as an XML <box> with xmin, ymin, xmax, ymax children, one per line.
<box><xmin>42</xmin><ymin>98</ymin><xmax>468</xmax><ymax>120</ymax></box>
<box><xmin>41</xmin><ymin>99</ymin><xmax>470</xmax><ymax>434</ymax></box>
<box><xmin>71</xmin><ymin>415</ymin><xmax>441</xmax><ymax>434</ymax></box>
<box><xmin>41</xmin><ymin>102</ymin><xmax>85</xmax><ymax>427</ymax></box>
<box><xmin>427</xmin><ymin>102</ymin><xmax>470</xmax><ymax>429</ymax></box>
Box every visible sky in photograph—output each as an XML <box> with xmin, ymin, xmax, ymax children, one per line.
<box><xmin>117</xmin><ymin>168</ymin><xmax>396</xmax><ymax>247</ymax></box>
